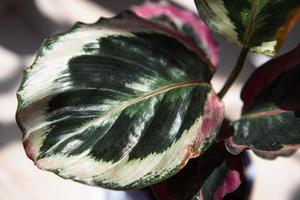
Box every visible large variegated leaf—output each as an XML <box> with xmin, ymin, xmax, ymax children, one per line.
<box><xmin>16</xmin><ymin>12</ymin><xmax>224</xmax><ymax>189</ymax></box>
<box><xmin>226</xmin><ymin>45</ymin><xmax>300</xmax><ymax>157</ymax></box>
<box><xmin>152</xmin><ymin>142</ymin><xmax>244</xmax><ymax>200</ymax></box>
<box><xmin>194</xmin><ymin>0</ymin><xmax>300</xmax><ymax>55</ymax></box>
<box><xmin>132</xmin><ymin>1</ymin><xmax>218</xmax><ymax>67</ymax></box>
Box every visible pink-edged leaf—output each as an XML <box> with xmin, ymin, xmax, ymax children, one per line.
<box><xmin>132</xmin><ymin>1</ymin><xmax>218</xmax><ymax>68</ymax></box>
<box><xmin>151</xmin><ymin>142</ymin><xmax>244</xmax><ymax>200</ymax></box>
<box><xmin>16</xmin><ymin>11</ymin><xmax>223</xmax><ymax>189</ymax></box>
<box><xmin>227</xmin><ymin>45</ymin><xmax>300</xmax><ymax>158</ymax></box>
<box><xmin>220</xmin><ymin>119</ymin><xmax>297</xmax><ymax>159</ymax></box>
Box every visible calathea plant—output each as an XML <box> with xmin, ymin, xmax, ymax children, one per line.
<box><xmin>16</xmin><ymin>1</ymin><xmax>300</xmax><ymax>199</ymax></box>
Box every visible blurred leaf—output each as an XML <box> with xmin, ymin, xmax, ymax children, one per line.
<box><xmin>0</xmin><ymin>0</ymin><xmax>9</xmax><ymax>12</ymax></box>
<box><xmin>194</xmin><ymin>0</ymin><xmax>300</xmax><ymax>55</ymax></box>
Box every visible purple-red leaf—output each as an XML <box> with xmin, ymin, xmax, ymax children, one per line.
<box><xmin>242</xmin><ymin>45</ymin><xmax>300</xmax><ymax>109</ymax></box>
<box><xmin>151</xmin><ymin>142</ymin><xmax>244</xmax><ymax>200</ymax></box>
<box><xmin>132</xmin><ymin>1</ymin><xmax>218</xmax><ymax>68</ymax></box>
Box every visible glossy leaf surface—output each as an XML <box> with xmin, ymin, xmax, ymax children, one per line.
<box><xmin>16</xmin><ymin>12</ymin><xmax>224</xmax><ymax>189</ymax></box>
<box><xmin>194</xmin><ymin>0</ymin><xmax>300</xmax><ymax>55</ymax></box>
<box><xmin>133</xmin><ymin>1</ymin><xmax>218</xmax><ymax>67</ymax></box>
<box><xmin>152</xmin><ymin>142</ymin><xmax>244</xmax><ymax>200</ymax></box>
<box><xmin>228</xmin><ymin>45</ymin><xmax>300</xmax><ymax>156</ymax></box>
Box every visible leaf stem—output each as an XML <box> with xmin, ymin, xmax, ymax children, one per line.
<box><xmin>218</xmin><ymin>47</ymin><xmax>249</xmax><ymax>99</ymax></box>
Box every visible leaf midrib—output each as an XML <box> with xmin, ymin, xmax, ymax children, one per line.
<box><xmin>103</xmin><ymin>80</ymin><xmax>207</xmax><ymax>118</ymax></box>
<box><xmin>240</xmin><ymin>103</ymin><xmax>300</xmax><ymax>120</ymax></box>
<box><xmin>39</xmin><ymin>80</ymin><xmax>207</xmax><ymax>152</ymax></box>
<box><xmin>243</xmin><ymin>0</ymin><xmax>259</xmax><ymax>45</ymax></box>
<box><xmin>240</xmin><ymin>108</ymin><xmax>287</xmax><ymax>120</ymax></box>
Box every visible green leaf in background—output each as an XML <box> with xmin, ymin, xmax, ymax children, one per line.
<box><xmin>132</xmin><ymin>1</ymin><xmax>219</xmax><ymax>67</ymax></box>
<box><xmin>16</xmin><ymin>11</ymin><xmax>224</xmax><ymax>189</ymax></box>
<box><xmin>152</xmin><ymin>142</ymin><xmax>244</xmax><ymax>200</ymax></box>
<box><xmin>226</xmin><ymin>45</ymin><xmax>300</xmax><ymax>159</ymax></box>
<box><xmin>194</xmin><ymin>0</ymin><xmax>300</xmax><ymax>55</ymax></box>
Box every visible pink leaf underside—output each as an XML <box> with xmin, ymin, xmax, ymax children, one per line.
<box><xmin>201</xmin><ymin>143</ymin><xmax>244</xmax><ymax>200</ymax></box>
<box><xmin>210</xmin><ymin>168</ymin><xmax>242</xmax><ymax>200</ymax></box>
